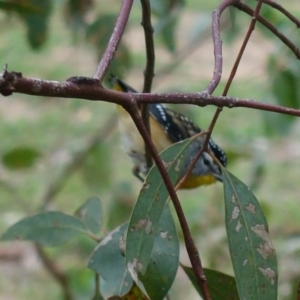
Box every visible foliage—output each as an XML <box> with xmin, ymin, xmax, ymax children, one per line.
<box><xmin>0</xmin><ymin>0</ymin><xmax>300</xmax><ymax>300</ymax></box>
<box><xmin>0</xmin><ymin>141</ymin><xmax>279</xmax><ymax>299</ymax></box>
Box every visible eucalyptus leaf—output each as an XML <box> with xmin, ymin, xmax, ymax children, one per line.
<box><xmin>74</xmin><ymin>196</ymin><xmax>103</xmax><ymax>234</ymax></box>
<box><xmin>19</xmin><ymin>0</ymin><xmax>52</xmax><ymax>49</ymax></box>
<box><xmin>2</xmin><ymin>147</ymin><xmax>40</xmax><ymax>170</ymax></box>
<box><xmin>182</xmin><ymin>266</ymin><xmax>239</xmax><ymax>300</ymax></box>
<box><xmin>126</xmin><ymin>138</ymin><xmax>192</xmax><ymax>276</ymax></box>
<box><xmin>1</xmin><ymin>211</ymin><xmax>87</xmax><ymax>246</ymax></box>
<box><xmin>139</xmin><ymin>204</ymin><xmax>179</xmax><ymax>300</ymax></box>
<box><xmin>223</xmin><ymin>170</ymin><xmax>278</xmax><ymax>299</ymax></box>
<box><xmin>88</xmin><ymin>224</ymin><xmax>133</xmax><ymax>298</ymax></box>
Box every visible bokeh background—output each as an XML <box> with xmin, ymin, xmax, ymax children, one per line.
<box><xmin>0</xmin><ymin>0</ymin><xmax>300</xmax><ymax>299</ymax></box>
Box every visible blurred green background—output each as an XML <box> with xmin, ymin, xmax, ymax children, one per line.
<box><xmin>0</xmin><ymin>0</ymin><xmax>300</xmax><ymax>299</ymax></box>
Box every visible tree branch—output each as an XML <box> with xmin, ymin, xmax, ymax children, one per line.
<box><xmin>140</xmin><ymin>0</ymin><xmax>155</xmax><ymax>170</ymax></box>
<box><xmin>189</xmin><ymin>0</ymin><xmax>265</xmax><ymax>198</ymax></box>
<box><xmin>234</xmin><ymin>2</ymin><xmax>300</xmax><ymax>59</ymax></box>
<box><xmin>1</xmin><ymin>70</ymin><xmax>300</xmax><ymax>117</ymax></box>
<box><xmin>93</xmin><ymin>0</ymin><xmax>134</xmax><ymax>81</ymax></box>
<box><xmin>205</xmin><ymin>0</ymin><xmax>241</xmax><ymax>94</ymax></box>
<box><xmin>140</xmin><ymin>0</ymin><xmax>155</xmax><ymax>93</ymax></box>
<box><xmin>126</xmin><ymin>103</ymin><xmax>211</xmax><ymax>300</ymax></box>
<box><xmin>223</xmin><ymin>0</ymin><xmax>264</xmax><ymax>96</ymax></box>
<box><xmin>261</xmin><ymin>0</ymin><xmax>300</xmax><ymax>28</ymax></box>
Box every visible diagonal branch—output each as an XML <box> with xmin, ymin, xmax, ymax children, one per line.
<box><xmin>223</xmin><ymin>0</ymin><xmax>264</xmax><ymax>96</ymax></box>
<box><xmin>261</xmin><ymin>0</ymin><xmax>300</xmax><ymax>28</ymax></box>
<box><xmin>234</xmin><ymin>2</ymin><xmax>300</xmax><ymax>59</ymax></box>
<box><xmin>126</xmin><ymin>102</ymin><xmax>211</xmax><ymax>300</ymax></box>
<box><xmin>200</xmin><ymin>0</ymin><xmax>264</xmax><ymax>175</ymax></box>
<box><xmin>140</xmin><ymin>0</ymin><xmax>155</xmax><ymax>170</ymax></box>
<box><xmin>93</xmin><ymin>0</ymin><xmax>134</xmax><ymax>81</ymax></box>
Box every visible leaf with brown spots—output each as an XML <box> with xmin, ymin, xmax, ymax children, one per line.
<box><xmin>88</xmin><ymin>224</ymin><xmax>133</xmax><ymax>298</ymax></box>
<box><xmin>222</xmin><ymin>170</ymin><xmax>278</xmax><ymax>299</ymax></box>
<box><xmin>126</xmin><ymin>139</ymin><xmax>192</xmax><ymax>277</ymax></box>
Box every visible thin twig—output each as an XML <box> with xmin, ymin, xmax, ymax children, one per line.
<box><xmin>93</xmin><ymin>274</ymin><xmax>101</xmax><ymax>298</ymax></box>
<box><xmin>223</xmin><ymin>0</ymin><xmax>264</xmax><ymax>96</ymax></box>
<box><xmin>93</xmin><ymin>0</ymin><xmax>134</xmax><ymax>81</ymax></box>
<box><xmin>140</xmin><ymin>0</ymin><xmax>155</xmax><ymax>93</ymax></box>
<box><xmin>234</xmin><ymin>2</ymin><xmax>300</xmax><ymax>59</ymax></box>
<box><xmin>261</xmin><ymin>0</ymin><xmax>300</xmax><ymax>28</ymax></box>
<box><xmin>201</xmin><ymin>0</ymin><xmax>264</xmax><ymax>173</ymax></box>
<box><xmin>205</xmin><ymin>0</ymin><xmax>240</xmax><ymax>94</ymax></box>
<box><xmin>141</xmin><ymin>109</ymin><xmax>152</xmax><ymax>171</ymax></box>
<box><xmin>126</xmin><ymin>104</ymin><xmax>211</xmax><ymax>300</ymax></box>
<box><xmin>140</xmin><ymin>0</ymin><xmax>155</xmax><ymax>170</ymax></box>
<box><xmin>179</xmin><ymin>0</ymin><xmax>266</xmax><ymax>192</ymax></box>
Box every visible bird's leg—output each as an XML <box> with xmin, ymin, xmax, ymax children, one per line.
<box><xmin>132</xmin><ymin>166</ymin><xmax>145</xmax><ymax>182</ymax></box>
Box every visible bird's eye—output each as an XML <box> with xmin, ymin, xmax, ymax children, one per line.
<box><xmin>203</xmin><ymin>157</ymin><xmax>210</xmax><ymax>166</ymax></box>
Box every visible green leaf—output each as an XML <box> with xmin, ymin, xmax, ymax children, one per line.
<box><xmin>85</xmin><ymin>14</ymin><xmax>116</xmax><ymax>46</ymax></box>
<box><xmin>88</xmin><ymin>224</ymin><xmax>133</xmax><ymax>298</ymax></box>
<box><xmin>159</xmin><ymin>14</ymin><xmax>178</xmax><ymax>53</ymax></box>
<box><xmin>272</xmin><ymin>68</ymin><xmax>299</xmax><ymax>109</ymax></box>
<box><xmin>1</xmin><ymin>211</ymin><xmax>87</xmax><ymax>246</ymax></box>
<box><xmin>126</xmin><ymin>138</ymin><xmax>192</xmax><ymax>276</ymax></box>
<box><xmin>264</xmin><ymin>55</ymin><xmax>300</xmax><ymax>135</ymax></box>
<box><xmin>2</xmin><ymin>147</ymin><xmax>40</xmax><ymax>170</ymax></box>
<box><xmin>74</xmin><ymin>197</ymin><xmax>103</xmax><ymax>234</ymax></box>
<box><xmin>0</xmin><ymin>1</ymin><xmax>38</xmax><ymax>13</ymax></box>
<box><xmin>222</xmin><ymin>170</ymin><xmax>278</xmax><ymax>299</ymax></box>
<box><xmin>150</xmin><ymin>0</ymin><xmax>185</xmax><ymax>16</ymax></box>
<box><xmin>261</xmin><ymin>107</ymin><xmax>291</xmax><ymax>137</ymax></box>
<box><xmin>154</xmin><ymin>7</ymin><xmax>183</xmax><ymax>53</ymax></box>
<box><xmin>182</xmin><ymin>266</ymin><xmax>239</xmax><ymax>300</ymax></box>
<box><xmin>139</xmin><ymin>204</ymin><xmax>179</xmax><ymax>300</ymax></box>
<box><xmin>63</xmin><ymin>0</ymin><xmax>94</xmax><ymax>34</ymax></box>
<box><xmin>150</xmin><ymin>0</ymin><xmax>184</xmax><ymax>52</ymax></box>
<box><xmin>18</xmin><ymin>0</ymin><xmax>53</xmax><ymax>49</ymax></box>
<box><xmin>119</xmin><ymin>283</ymin><xmax>148</xmax><ymax>299</ymax></box>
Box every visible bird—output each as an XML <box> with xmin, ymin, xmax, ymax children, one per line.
<box><xmin>110</xmin><ymin>75</ymin><xmax>227</xmax><ymax>189</ymax></box>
